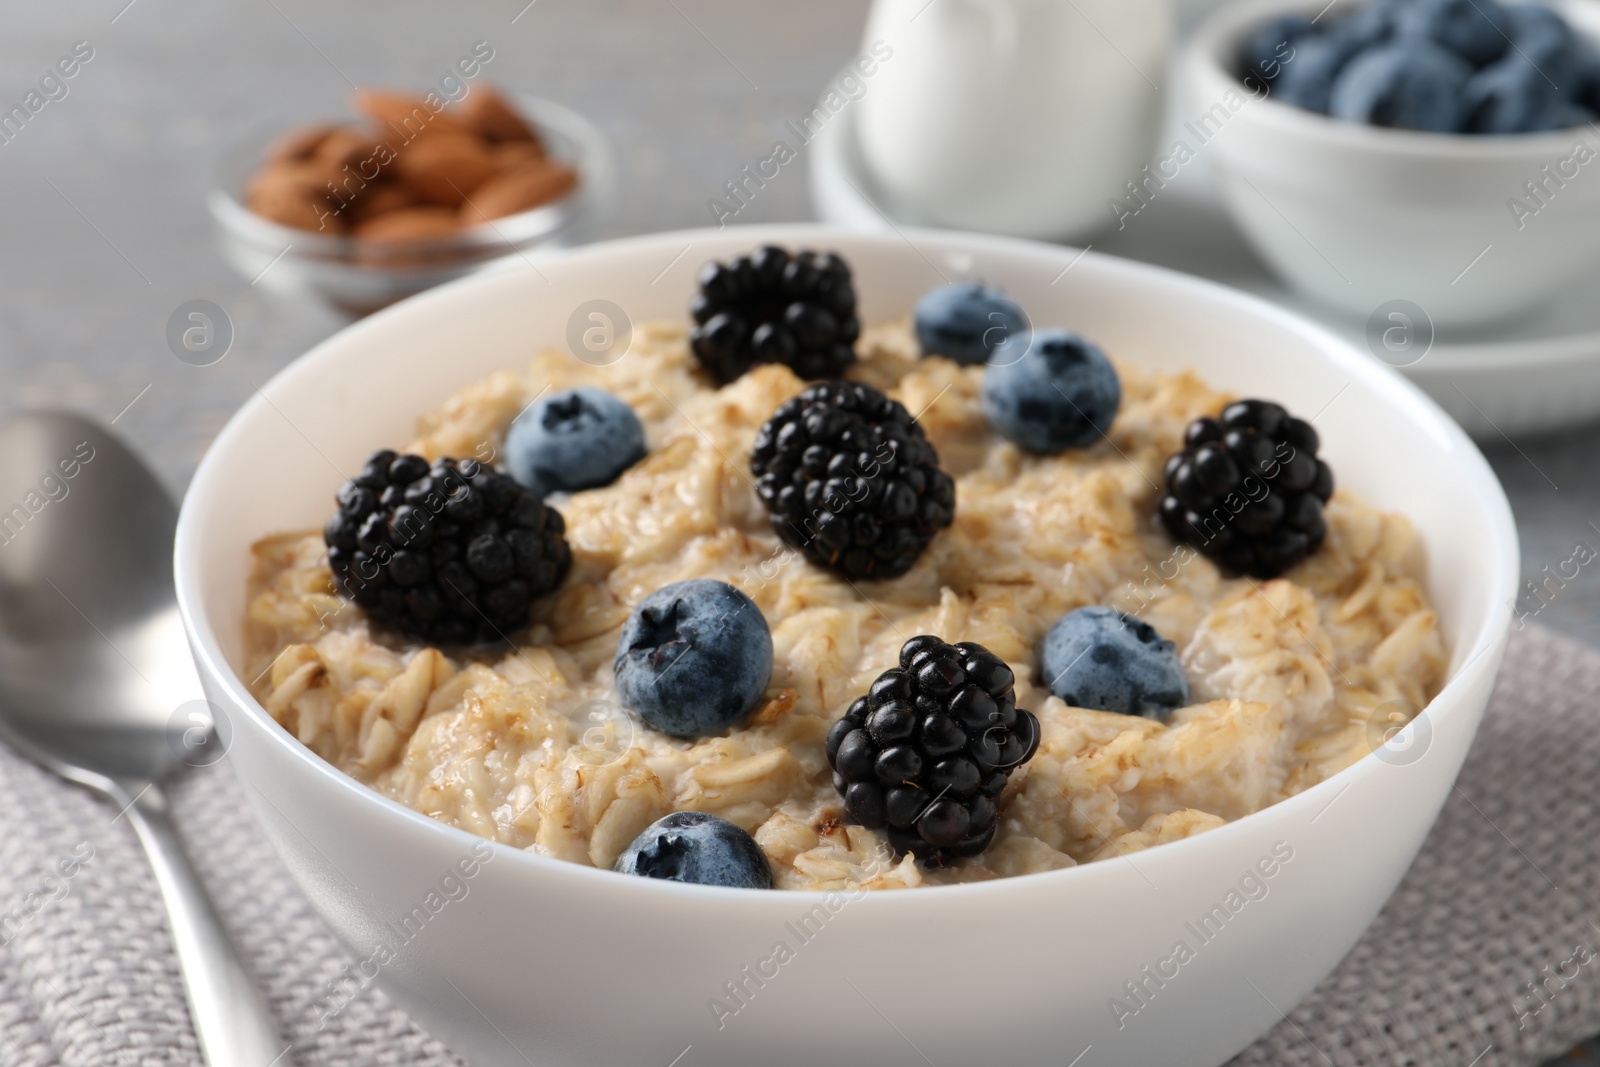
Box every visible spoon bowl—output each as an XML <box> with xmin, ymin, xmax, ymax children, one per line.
<box><xmin>0</xmin><ymin>412</ymin><xmax>203</xmax><ymax>785</ymax></box>
<box><xmin>0</xmin><ymin>411</ymin><xmax>281</xmax><ymax>1067</ymax></box>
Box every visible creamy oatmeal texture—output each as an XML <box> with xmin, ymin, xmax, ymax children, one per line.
<box><xmin>245</xmin><ymin>320</ymin><xmax>1446</xmax><ymax>890</ymax></box>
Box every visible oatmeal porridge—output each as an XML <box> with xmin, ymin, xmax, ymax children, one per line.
<box><xmin>245</xmin><ymin>313</ymin><xmax>1445</xmax><ymax>891</ymax></box>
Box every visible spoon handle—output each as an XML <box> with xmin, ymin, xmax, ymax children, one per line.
<box><xmin>121</xmin><ymin>783</ymin><xmax>288</xmax><ymax>1067</ymax></box>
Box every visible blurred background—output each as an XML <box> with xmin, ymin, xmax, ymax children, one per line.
<box><xmin>0</xmin><ymin>0</ymin><xmax>870</xmax><ymax>486</ymax></box>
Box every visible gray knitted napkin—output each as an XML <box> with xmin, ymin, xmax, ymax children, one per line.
<box><xmin>0</xmin><ymin>623</ymin><xmax>1595</xmax><ymax>1067</ymax></box>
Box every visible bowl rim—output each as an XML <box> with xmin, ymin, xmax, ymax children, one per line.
<box><xmin>174</xmin><ymin>222</ymin><xmax>1520</xmax><ymax>902</ymax></box>
<box><xmin>207</xmin><ymin>92</ymin><xmax>612</xmax><ymax>265</ymax></box>
<box><xmin>1188</xmin><ymin>0</ymin><xmax>1600</xmax><ymax>158</ymax></box>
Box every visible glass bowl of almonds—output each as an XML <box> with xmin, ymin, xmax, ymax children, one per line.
<box><xmin>210</xmin><ymin>85</ymin><xmax>613</xmax><ymax>314</ymax></box>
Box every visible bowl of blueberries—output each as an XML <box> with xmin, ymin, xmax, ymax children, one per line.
<box><xmin>1188</xmin><ymin>0</ymin><xmax>1600</xmax><ymax>327</ymax></box>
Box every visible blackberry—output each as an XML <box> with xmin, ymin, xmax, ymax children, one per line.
<box><xmin>322</xmin><ymin>450</ymin><xmax>572</xmax><ymax>645</ymax></box>
<box><xmin>825</xmin><ymin>636</ymin><xmax>1040</xmax><ymax>866</ymax></box>
<box><xmin>750</xmin><ymin>381</ymin><xmax>955</xmax><ymax>580</ymax></box>
<box><xmin>689</xmin><ymin>245</ymin><xmax>860</xmax><ymax>384</ymax></box>
<box><xmin>1158</xmin><ymin>399</ymin><xmax>1335</xmax><ymax>580</ymax></box>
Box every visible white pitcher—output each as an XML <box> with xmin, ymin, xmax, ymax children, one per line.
<box><xmin>856</xmin><ymin>0</ymin><xmax>1172</xmax><ymax>240</ymax></box>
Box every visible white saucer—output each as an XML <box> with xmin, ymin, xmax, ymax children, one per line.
<box><xmin>809</xmin><ymin>98</ymin><xmax>1600</xmax><ymax>440</ymax></box>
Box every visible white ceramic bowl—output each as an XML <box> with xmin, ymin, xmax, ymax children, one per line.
<box><xmin>175</xmin><ymin>225</ymin><xmax>1517</xmax><ymax>1067</ymax></box>
<box><xmin>1187</xmin><ymin>0</ymin><xmax>1600</xmax><ymax>328</ymax></box>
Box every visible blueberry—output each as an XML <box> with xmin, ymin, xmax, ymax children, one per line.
<box><xmin>1462</xmin><ymin>5</ymin><xmax>1590</xmax><ymax>133</ymax></box>
<box><xmin>1040</xmin><ymin>606</ymin><xmax>1189</xmax><ymax>720</ymax></box>
<box><xmin>1242</xmin><ymin>14</ymin><xmax>1317</xmax><ymax>84</ymax></box>
<box><xmin>1326</xmin><ymin>3</ymin><xmax>1405</xmax><ymax>51</ymax></box>
<box><xmin>1330</xmin><ymin>41</ymin><xmax>1472</xmax><ymax>131</ymax></box>
<box><xmin>1274</xmin><ymin>34</ymin><xmax>1367</xmax><ymax>114</ymax></box>
<box><xmin>1272</xmin><ymin>6</ymin><xmax>1396</xmax><ymax>114</ymax></box>
<box><xmin>1578</xmin><ymin>60</ymin><xmax>1600</xmax><ymax>115</ymax></box>
<box><xmin>1336</xmin><ymin>0</ymin><xmax>1405</xmax><ymax>44</ymax></box>
<box><xmin>914</xmin><ymin>283</ymin><xmax>1029</xmax><ymax>366</ymax></box>
<box><xmin>504</xmin><ymin>387</ymin><xmax>646</xmax><ymax>498</ymax></box>
<box><xmin>982</xmin><ymin>329</ymin><xmax>1121</xmax><ymax>453</ymax></box>
<box><xmin>1396</xmin><ymin>0</ymin><xmax>1512</xmax><ymax>68</ymax></box>
<box><xmin>1463</xmin><ymin>58</ymin><xmax>1555</xmax><ymax>132</ymax></box>
<box><xmin>613</xmin><ymin>579</ymin><xmax>773</xmax><ymax>739</ymax></box>
<box><xmin>1505</xmin><ymin>4</ymin><xmax>1585</xmax><ymax>93</ymax></box>
<box><xmin>613</xmin><ymin>811</ymin><xmax>772</xmax><ymax>889</ymax></box>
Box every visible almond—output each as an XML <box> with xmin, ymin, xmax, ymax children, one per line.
<box><xmin>309</xmin><ymin>128</ymin><xmax>390</xmax><ymax>207</ymax></box>
<box><xmin>392</xmin><ymin>133</ymin><xmax>500</xmax><ymax>205</ymax></box>
<box><xmin>462</xmin><ymin>160</ymin><xmax>578</xmax><ymax>222</ymax></box>
<box><xmin>349</xmin><ymin>181</ymin><xmax>419</xmax><ymax>222</ymax></box>
<box><xmin>246</xmin><ymin>161</ymin><xmax>345</xmax><ymax>233</ymax></box>
<box><xmin>491</xmin><ymin>140</ymin><xmax>544</xmax><ymax>168</ymax></box>
<box><xmin>354</xmin><ymin>205</ymin><xmax>460</xmax><ymax>243</ymax></box>
<box><xmin>315</xmin><ymin>127</ymin><xmax>383</xmax><ymax>173</ymax></box>
<box><xmin>455</xmin><ymin>86</ymin><xmax>540</xmax><ymax>145</ymax></box>
<box><xmin>356</xmin><ymin>206</ymin><xmax>464</xmax><ymax>267</ymax></box>
<box><xmin>354</xmin><ymin>205</ymin><xmax>462</xmax><ymax>266</ymax></box>
<box><xmin>353</xmin><ymin>89</ymin><xmax>471</xmax><ymax>144</ymax></box>
<box><xmin>266</xmin><ymin>122</ymin><xmax>339</xmax><ymax>163</ymax></box>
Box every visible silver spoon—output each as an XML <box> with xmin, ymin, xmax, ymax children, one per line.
<box><xmin>0</xmin><ymin>411</ymin><xmax>285</xmax><ymax>1067</ymax></box>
